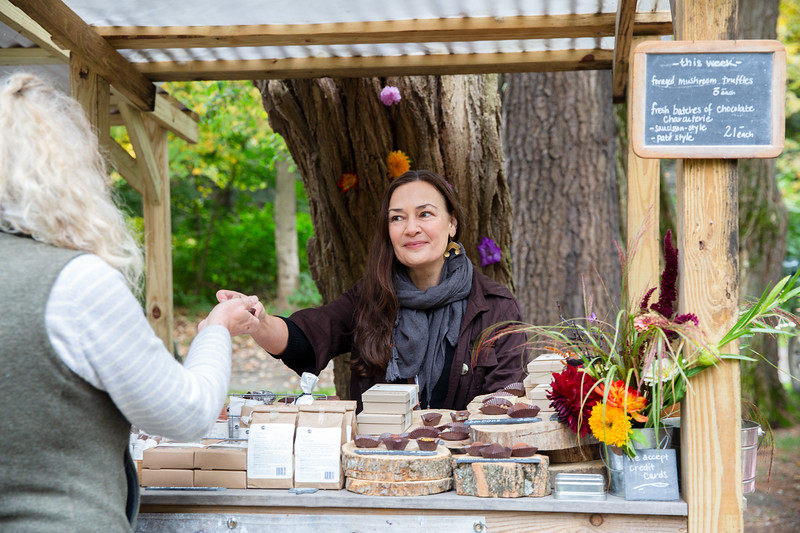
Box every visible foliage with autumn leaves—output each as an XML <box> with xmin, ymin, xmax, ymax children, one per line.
<box><xmin>478</xmin><ymin>230</ymin><xmax>800</xmax><ymax>457</ymax></box>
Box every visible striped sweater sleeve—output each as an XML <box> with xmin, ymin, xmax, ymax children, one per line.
<box><xmin>45</xmin><ymin>254</ymin><xmax>231</xmax><ymax>442</ymax></box>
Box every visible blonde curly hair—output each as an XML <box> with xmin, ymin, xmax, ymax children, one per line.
<box><xmin>0</xmin><ymin>72</ymin><xmax>143</xmax><ymax>291</ymax></box>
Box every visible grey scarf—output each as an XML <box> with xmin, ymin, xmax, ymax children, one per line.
<box><xmin>385</xmin><ymin>245</ymin><xmax>473</xmax><ymax>407</ymax></box>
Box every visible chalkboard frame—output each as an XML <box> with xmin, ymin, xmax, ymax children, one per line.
<box><xmin>631</xmin><ymin>40</ymin><xmax>786</xmax><ymax>159</ymax></box>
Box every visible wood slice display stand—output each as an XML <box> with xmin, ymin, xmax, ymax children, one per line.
<box><xmin>341</xmin><ymin>441</ymin><xmax>452</xmax><ymax>496</ymax></box>
<box><xmin>451</xmin><ymin>455</ymin><xmax>550</xmax><ymax>498</ymax></box>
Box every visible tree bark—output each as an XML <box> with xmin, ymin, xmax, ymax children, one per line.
<box><xmin>737</xmin><ymin>0</ymin><xmax>790</xmax><ymax>424</ymax></box>
<box><xmin>502</xmin><ymin>71</ymin><xmax>621</xmax><ymax>328</ymax></box>
<box><xmin>256</xmin><ymin>75</ymin><xmax>513</xmax><ymax>399</ymax></box>
<box><xmin>274</xmin><ymin>158</ymin><xmax>299</xmax><ymax>312</ymax></box>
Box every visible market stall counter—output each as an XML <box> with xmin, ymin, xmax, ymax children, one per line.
<box><xmin>138</xmin><ymin>487</ymin><xmax>689</xmax><ymax>532</ymax></box>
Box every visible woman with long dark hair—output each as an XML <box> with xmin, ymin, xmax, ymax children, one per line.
<box><xmin>219</xmin><ymin>169</ymin><xmax>525</xmax><ymax>409</ymax></box>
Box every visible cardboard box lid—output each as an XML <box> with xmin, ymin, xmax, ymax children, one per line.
<box><xmin>361</xmin><ymin>383</ymin><xmax>419</xmax><ymax>404</ymax></box>
<box><xmin>526</xmin><ymin>353</ymin><xmax>567</xmax><ymax>374</ymax></box>
<box><xmin>142</xmin><ymin>444</ymin><xmax>202</xmax><ymax>470</ymax></box>
<box><xmin>194</xmin><ymin>445</ymin><xmax>248</xmax><ymax>471</ymax></box>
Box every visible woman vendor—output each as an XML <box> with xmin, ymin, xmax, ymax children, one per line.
<box><xmin>218</xmin><ymin>170</ymin><xmax>526</xmax><ymax>410</ymax></box>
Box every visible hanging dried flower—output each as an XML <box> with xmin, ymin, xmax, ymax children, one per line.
<box><xmin>337</xmin><ymin>172</ymin><xmax>358</xmax><ymax>194</ymax></box>
<box><xmin>478</xmin><ymin>236</ymin><xmax>502</xmax><ymax>267</ymax></box>
<box><xmin>386</xmin><ymin>150</ymin><xmax>411</xmax><ymax>179</ymax></box>
<box><xmin>380</xmin><ymin>85</ymin><xmax>401</xmax><ymax>106</ymax></box>
<box><xmin>650</xmin><ymin>229</ymin><xmax>679</xmax><ymax>318</ymax></box>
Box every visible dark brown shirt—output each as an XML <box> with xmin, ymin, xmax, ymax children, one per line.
<box><xmin>280</xmin><ymin>270</ymin><xmax>527</xmax><ymax>411</ymax></box>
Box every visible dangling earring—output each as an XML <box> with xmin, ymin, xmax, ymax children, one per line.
<box><xmin>444</xmin><ymin>240</ymin><xmax>461</xmax><ymax>258</ymax></box>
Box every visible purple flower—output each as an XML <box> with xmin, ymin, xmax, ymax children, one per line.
<box><xmin>478</xmin><ymin>236</ymin><xmax>502</xmax><ymax>267</ymax></box>
<box><xmin>380</xmin><ymin>85</ymin><xmax>401</xmax><ymax>106</ymax></box>
<box><xmin>588</xmin><ymin>312</ymin><xmax>597</xmax><ymax>323</ymax></box>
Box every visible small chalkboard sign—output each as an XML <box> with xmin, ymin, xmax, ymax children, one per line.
<box><xmin>623</xmin><ymin>448</ymin><xmax>680</xmax><ymax>501</ymax></box>
<box><xmin>631</xmin><ymin>40</ymin><xmax>786</xmax><ymax>159</ymax></box>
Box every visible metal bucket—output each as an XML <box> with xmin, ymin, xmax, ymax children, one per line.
<box><xmin>742</xmin><ymin>420</ymin><xmax>764</xmax><ymax>494</ymax></box>
<box><xmin>661</xmin><ymin>418</ymin><xmax>763</xmax><ymax>494</ymax></box>
<box><xmin>601</xmin><ymin>427</ymin><xmax>671</xmax><ymax>497</ymax></box>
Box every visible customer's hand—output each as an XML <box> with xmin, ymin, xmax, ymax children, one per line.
<box><xmin>199</xmin><ymin>295</ymin><xmax>262</xmax><ymax>335</ymax></box>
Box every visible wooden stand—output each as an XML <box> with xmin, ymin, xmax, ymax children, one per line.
<box><xmin>452</xmin><ymin>455</ymin><xmax>550</xmax><ymax>498</ymax></box>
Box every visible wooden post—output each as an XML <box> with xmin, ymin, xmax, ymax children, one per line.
<box><xmin>626</xmin><ymin>36</ymin><xmax>661</xmax><ymax>306</ymax></box>
<box><xmin>673</xmin><ymin>1</ymin><xmax>742</xmax><ymax>532</ymax></box>
<box><xmin>142</xmin><ymin>116</ymin><xmax>174</xmax><ymax>352</ymax></box>
<box><xmin>69</xmin><ymin>54</ymin><xmax>109</xmax><ymax>151</ymax></box>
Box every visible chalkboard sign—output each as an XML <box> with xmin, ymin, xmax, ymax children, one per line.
<box><xmin>623</xmin><ymin>448</ymin><xmax>680</xmax><ymax>501</ymax></box>
<box><xmin>631</xmin><ymin>40</ymin><xmax>786</xmax><ymax>159</ymax></box>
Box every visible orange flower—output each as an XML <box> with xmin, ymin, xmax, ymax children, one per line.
<box><xmin>386</xmin><ymin>150</ymin><xmax>411</xmax><ymax>179</ymax></box>
<box><xmin>596</xmin><ymin>380</ymin><xmax>648</xmax><ymax>423</ymax></box>
<box><xmin>337</xmin><ymin>172</ymin><xmax>358</xmax><ymax>194</ymax></box>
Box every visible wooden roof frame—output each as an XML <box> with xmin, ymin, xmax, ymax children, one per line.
<box><xmin>4</xmin><ymin>0</ymin><xmax>671</xmax><ymax>107</ymax></box>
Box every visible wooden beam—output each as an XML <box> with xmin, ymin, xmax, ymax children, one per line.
<box><xmin>0</xmin><ymin>0</ymin><xmax>68</xmax><ymax>61</ymax></box>
<box><xmin>136</xmin><ymin>49</ymin><xmax>614</xmax><ymax>82</ymax></box>
<box><xmin>625</xmin><ymin>36</ymin><xmax>661</xmax><ymax>307</ymax></box>
<box><xmin>118</xmin><ymin>101</ymin><xmax>163</xmax><ymax>205</ymax></box>
<box><xmin>142</xmin><ymin>117</ymin><xmax>173</xmax><ymax>351</ymax></box>
<box><xmin>95</xmin><ymin>12</ymin><xmax>673</xmax><ymax>49</ymax></box>
<box><xmin>111</xmin><ymin>87</ymin><xmax>199</xmax><ymax>144</ymax></box>
<box><xmin>673</xmin><ymin>1</ymin><xmax>742</xmax><ymax>532</ymax></box>
<box><xmin>9</xmin><ymin>0</ymin><xmax>155</xmax><ymax>111</ymax></box>
<box><xmin>612</xmin><ymin>0</ymin><xmax>638</xmax><ymax>102</ymax></box>
<box><xmin>70</xmin><ymin>55</ymin><xmax>110</xmax><ymax>151</ymax></box>
<box><xmin>105</xmin><ymin>139</ymin><xmax>145</xmax><ymax>195</ymax></box>
<box><xmin>0</xmin><ymin>47</ymin><xmax>62</xmax><ymax>65</ymax></box>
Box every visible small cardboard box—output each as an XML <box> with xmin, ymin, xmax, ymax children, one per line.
<box><xmin>526</xmin><ymin>353</ymin><xmax>567</xmax><ymax>374</ymax></box>
<box><xmin>356</xmin><ymin>411</ymin><xmax>411</xmax><ymax>428</ymax></box>
<box><xmin>362</xmin><ymin>399</ymin><xmax>414</xmax><ymax>415</ymax></box>
<box><xmin>524</xmin><ymin>372</ymin><xmax>556</xmax><ymax>388</ymax></box>
<box><xmin>142</xmin><ymin>444</ymin><xmax>203</xmax><ymax>470</ymax></box>
<box><xmin>527</xmin><ymin>384</ymin><xmax>552</xmax><ymax>401</ymax></box>
<box><xmin>356</xmin><ymin>423</ymin><xmax>408</xmax><ymax>435</ymax></box>
<box><xmin>194</xmin><ymin>469</ymin><xmax>247</xmax><ymax>489</ymax></box>
<box><xmin>195</xmin><ymin>443</ymin><xmax>247</xmax><ymax>471</ymax></box>
<box><xmin>141</xmin><ymin>468</ymin><xmax>194</xmax><ymax>487</ymax></box>
<box><xmin>361</xmin><ymin>383</ymin><xmax>419</xmax><ymax>407</ymax></box>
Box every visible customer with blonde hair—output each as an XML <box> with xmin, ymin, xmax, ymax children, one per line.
<box><xmin>0</xmin><ymin>72</ymin><xmax>262</xmax><ymax>532</ymax></box>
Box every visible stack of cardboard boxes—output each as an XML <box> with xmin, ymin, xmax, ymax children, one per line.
<box><xmin>356</xmin><ymin>384</ymin><xmax>418</xmax><ymax>435</ymax></box>
<box><xmin>140</xmin><ymin>441</ymin><xmax>247</xmax><ymax>488</ymax></box>
<box><xmin>523</xmin><ymin>353</ymin><xmax>567</xmax><ymax>416</ymax></box>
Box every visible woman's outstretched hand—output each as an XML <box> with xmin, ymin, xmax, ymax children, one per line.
<box><xmin>199</xmin><ymin>295</ymin><xmax>263</xmax><ymax>336</ymax></box>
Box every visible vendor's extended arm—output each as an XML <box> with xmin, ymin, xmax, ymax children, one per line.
<box><xmin>216</xmin><ymin>289</ymin><xmax>289</xmax><ymax>355</ymax></box>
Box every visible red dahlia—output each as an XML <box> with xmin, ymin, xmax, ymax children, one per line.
<box><xmin>547</xmin><ymin>364</ymin><xmax>601</xmax><ymax>438</ymax></box>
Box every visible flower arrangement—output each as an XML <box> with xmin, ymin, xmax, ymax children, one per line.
<box><xmin>477</xmin><ymin>230</ymin><xmax>800</xmax><ymax>457</ymax></box>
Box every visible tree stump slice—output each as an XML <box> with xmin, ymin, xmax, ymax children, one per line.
<box><xmin>345</xmin><ymin>477</ymin><xmax>452</xmax><ymax>496</ymax></box>
<box><xmin>342</xmin><ymin>441</ymin><xmax>452</xmax><ymax>482</ymax></box>
<box><xmin>452</xmin><ymin>454</ymin><xmax>550</xmax><ymax>498</ymax></box>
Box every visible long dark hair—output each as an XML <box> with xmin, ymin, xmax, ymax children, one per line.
<box><xmin>351</xmin><ymin>170</ymin><xmax>464</xmax><ymax>376</ymax></box>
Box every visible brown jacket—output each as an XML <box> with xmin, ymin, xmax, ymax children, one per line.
<box><xmin>283</xmin><ymin>270</ymin><xmax>526</xmax><ymax>411</ymax></box>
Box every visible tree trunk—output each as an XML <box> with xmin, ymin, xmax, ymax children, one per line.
<box><xmin>737</xmin><ymin>0</ymin><xmax>790</xmax><ymax>424</ymax></box>
<box><xmin>256</xmin><ymin>75</ymin><xmax>513</xmax><ymax>399</ymax></box>
<box><xmin>274</xmin><ymin>158</ymin><xmax>299</xmax><ymax>312</ymax></box>
<box><xmin>502</xmin><ymin>71</ymin><xmax>621</xmax><ymax>328</ymax></box>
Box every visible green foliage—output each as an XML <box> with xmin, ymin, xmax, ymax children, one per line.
<box><xmin>779</xmin><ymin>0</ymin><xmax>800</xmax><ymax>262</ymax></box>
<box><xmin>111</xmin><ymin>80</ymin><xmax>317</xmax><ymax>310</ymax></box>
